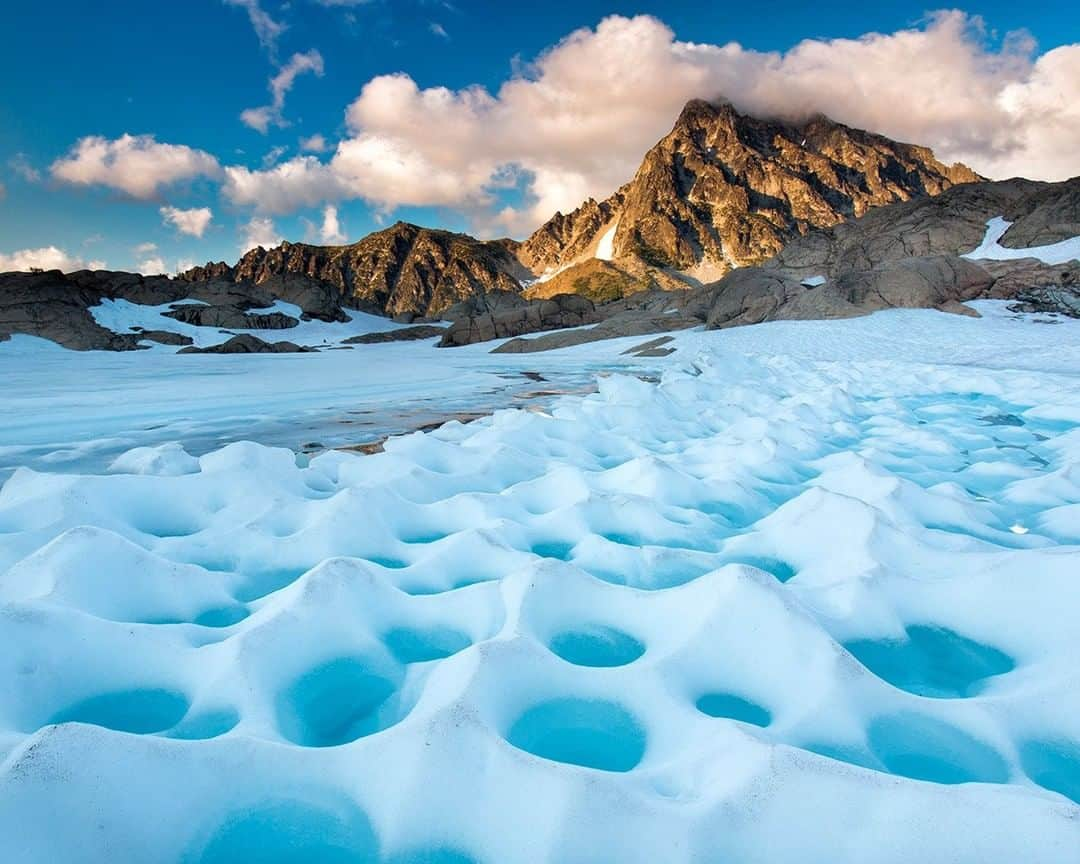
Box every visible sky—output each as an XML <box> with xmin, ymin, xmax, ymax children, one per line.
<box><xmin>1</xmin><ymin>1</ymin><xmax>1078</xmax><ymax>275</ymax></box>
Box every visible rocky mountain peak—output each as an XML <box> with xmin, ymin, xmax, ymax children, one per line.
<box><xmin>520</xmin><ymin>98</ymin><xmax>982</xmax><ymax>291</ymax></box>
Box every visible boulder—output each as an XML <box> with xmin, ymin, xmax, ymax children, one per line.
<box><xmin>343</xmin><ymin>325</ymin><xmax>447</xmax><ymax>344</ymax></box>
<box><xmin>439</xmin><ymin>293</ymin><xmax>599</xmax><ymax>347</ymax></box>
<box><xmin>705</xmin><ymin>256</ymin><xmax>993</xmax><ymax>329</ymax></box>
<box><xmin>162</xmin><ymin>305</ymin><xmax>299</xmax><ymax>330</ymax></box>
<box><xmin>177</xmin><ymin>335</ymin><xmax>315</xmax><ymax>354</ymax></box>
<box><xmin>492</xmin><ymin>308</ymin><xmax>698</xmax><ymax>353</ymax></box>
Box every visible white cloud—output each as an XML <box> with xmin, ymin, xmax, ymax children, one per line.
<box><xmin>299</xmin><ymin>133</ymin><xmax>328</xmax><ymax>152</ymax></box>
<box><xmin>223</xmin><ymin>0</ymin><xmax>286</xmax><ymax>59</ymax></box>
<box><xmin>51</xmin><ymin>134</ymin><xmax>221</xmax><ymax>199</ymax></box>
<box><xmin>240</xmin><ymin>216</ymin><xmax>282</xmax><ymax>253</ymax></box>
<box><xmin>224</xmin><ymin>155</ymin><xmax>341</xmax><ymax>213</ymax></box>
<box><xmin>136</xmin><ymin>255</ymin><xmax>167</xmax><ymax>275</ymax></box>
<box><xmin>0</xmin><ymin>246</ymin><xmax>105</xmax><ymax>273</ymax></box>
<box><xmin>319</xmin><ymin>205</ymin><xmax>346</xmax><ymax>243</ymax></box>
<box><xmin>133</xmin><ymin>241</ymin><xmax>158</xmax><ymax>255</ymax></box>
<box><xmin>161</xmin><ymin>205</ymin><xmax>214</xmax><ymax>237</ymax></box>
<box><xmin>8</xmin><ymin>153</ymin><xmax>41</xmax><ymax>182</ymax></box>
<box><xmin>220</xmin><ymin>12</ymin><xmax>1080</xmax><ymax>234</ymax></box>
<box><xmin>241</xmin><ymin>50</ymin><xmax>325</xmax><ymax>133</ymax></box>
<box><xmin>429</xmin><ymin>22</ymin><xmax>449</xmax><ymax>40</ymax></box>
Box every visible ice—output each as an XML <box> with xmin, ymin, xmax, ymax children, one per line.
<box><xmin>962</xmin><ymin>216</ymin><xmax>1080</xmax><ymax>265</ymax></box>
<box><xmin>1</xmin><ymin>303</ymin><xmax>1079</xmax><ymax>861</ymax></box>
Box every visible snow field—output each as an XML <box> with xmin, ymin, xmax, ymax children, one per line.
<box><xmin>0</xmin><ymin>319</ymin><xmax>1079</xmax><ymax>860</ymax></box>
<box><xmin>89</xmin><ymin>299</ymin><xmax>429</xmax><ymax>350</ymax></box>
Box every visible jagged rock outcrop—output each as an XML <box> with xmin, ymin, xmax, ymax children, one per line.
<box><xmin>519</xmin><ymin>99</ymin><xmax>980</xmax><ymax>284</ymax></box>
<box><xmin>182</xmin><ymin>223</ymin><xmax>528</xmax><ymax>319</ymax></box>
<box><xmin>517</xmin><ymin>197</ymin><xmax>624</xmax><ymax>274</ymax></box>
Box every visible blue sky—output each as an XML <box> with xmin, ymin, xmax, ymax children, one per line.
<box><xmin>1</xmin><ymin>1</ymin><xmax>1078</xmax><ymax>274</ymax></box>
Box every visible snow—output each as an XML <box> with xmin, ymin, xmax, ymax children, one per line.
<box><xmin>533</xmin><ymin>262</ymin><xmax>572</xmax><ymax>284</ymax></box>
<box><xmin>962</xmin><ymin>216</ymin><xmax>1080</xmax><ymax>265</ymax></box>
<box><xmin>89</xmin><ymin>299</ymin><xmax>425</xmax><ymax>350</ymax></box>
<box><xmin>1</xmin><ymin>302</ymin><xmax>1080</xmax><ymax>861</ymax></box>
<box><xmin>595</xmin><ymin>220</ymin><xmax>618</xmax><ymax>261</ymax></box>
<box><xmin>801</xmin><ymin>275</ymin><xmax>827</xmax><ymax>287</ymax></box>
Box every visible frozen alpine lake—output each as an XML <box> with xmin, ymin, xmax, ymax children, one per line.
<box><xmin>1</xmin><ymin>302</ymin><xmax>1079</xmax><ymax>862</ymax></box>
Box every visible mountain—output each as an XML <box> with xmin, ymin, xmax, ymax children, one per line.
<box><xmin>183</xmin><ymin>222</ymin><xmax>528</xmax><ymax>320</ymax></box>
<box><xmin>182</xmin><ymin>100</ymin><xmax>978</xmax><ymax>315</ymax></box>
<box><xmin>517</xmin><ymin>99</ymin><xmax>981</xmax><ymax>294</ymax></box>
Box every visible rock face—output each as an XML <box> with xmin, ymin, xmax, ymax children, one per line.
<box><xmin>1</xmin><ymin>270</ymin><xmax>185</xmax><ymax>350</ymax></box>
<box><xmin>703</xmin><ymin>257</ymin><xmax>993</xmax><ymax>330</ymax></box>
<box><xmin>696</xmin><ymin>177</ymin><xmax>1080</xmax><ymax>332</ymax></box>
<box><xmin>438</xmin><ymin>293</ymin><xmax>599</xmax><ymax>348</ymax></box>
<box><xmin>768</xmin><ymin>177</ymin><xmax>1080</xmax><ymax>278</ymax></box>
<box><xmin>519</xmin><ymin>99</ymin><xmax>979</xmax><ymax>283</ymax></box>
<box><xmin>182</xmin><ymin>223</ymin><xmax>528</xmax><ymax>319</ymax></box>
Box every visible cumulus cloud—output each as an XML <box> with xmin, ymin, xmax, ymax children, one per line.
<box><xmin>224</xmin><ymin>154</ymin><xmax>341</xmax><ymax>213</ymax></box>
<box><xmin>242</xmin><ymin>50</ymin><xmax>325</xmax><ymax>133</ymax></box>
<box><xmin>51</xmin><ymin>134</ymin><xmax>221</xmax><ymax>199</ymax></box>
<box><xmin>319</xmin><ymin>205</ymin><xmax>346</xmax><ymax>243</ymax></box>
<box><xmin>241</xmin><ymin>216</ymin><xmax>282</xmax><ymax>252</ymax></box>
<box><xmin>160</xmin><ymin>205</ymin><xmax>214</xmax><ymax>237</ymax></box>
<box><xmin>0</xmin><ymin>246</ymin><xmax>105</xmax><ymax>273</ymax></box>
<box><xmin>224</xmin><ymin>0</ymin><xmax>286</xmax><ymax>59</ymax></box>
<box><xmin>220</xmin><ymin>12</ymin><xmax>1080</xmax><ymax>234</ymax></box>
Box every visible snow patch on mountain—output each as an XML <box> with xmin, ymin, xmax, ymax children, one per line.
<box><xmin>595</xmin><ymin>220</ymin><xmax>619</xmax><ymax>261</ymax></box>
<box><xmin>963</xmin><ymin>217</ymin><xmax>1080</xmax><ymax>265</ymax></box>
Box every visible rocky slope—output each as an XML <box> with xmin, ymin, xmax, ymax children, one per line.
<box><xmin>517</xmin><ymin>99</ymin><xmax>980</xmax><ymax>292</ymax></box>
<box><xmin>765</xmin><ymin>178</ymin><xmax>1077</xmax><ymax>278</ymax></box>
<box><xmin>182</xmin><ymin>222</ymin><xmax>528</xmax><ymax>320</ymax></box>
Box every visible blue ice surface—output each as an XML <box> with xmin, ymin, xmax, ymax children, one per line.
<box><xmin>507</xmin><ymin>698</ymin><xmax>647</xmax><ymax>772</ymax></box>
<box><xmin>696</xmin><ymin>692</ymin><xmax>773</xmax><ymax>727</ymax></box>
<box><xmin>548</xmin><ymin>625</ymin><xmax>646</xmax><ymax>667</ymax></box>
<box><xmin>845</xmin><ymin>625</ymin><xmax>1015</xmax><ymax>698</ymax></box>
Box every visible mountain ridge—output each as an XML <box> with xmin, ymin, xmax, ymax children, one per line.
<box><xmin>178</xmin><ymin>98</ymin><xmax>981</xmax><ymax>316</ymax></box>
